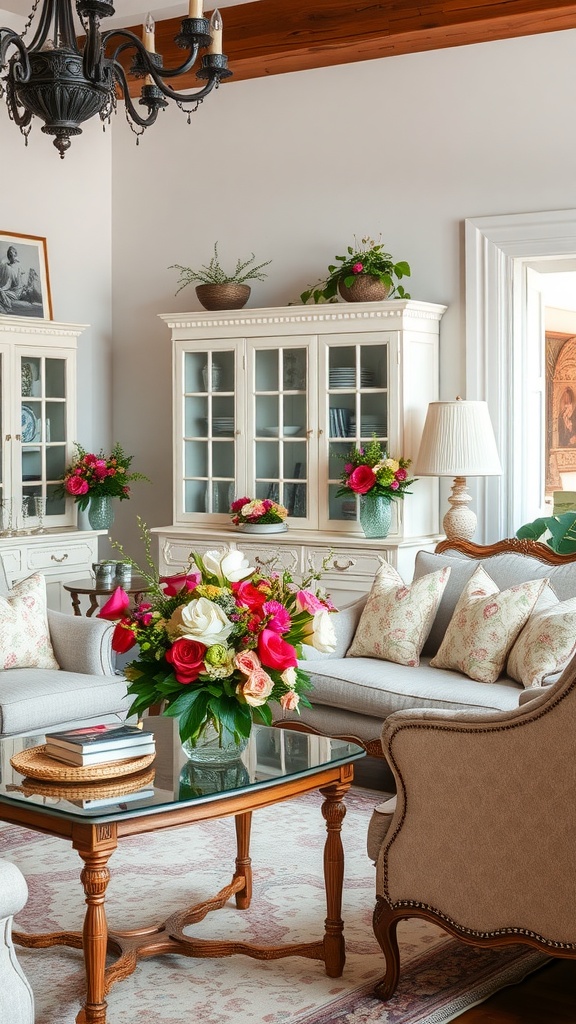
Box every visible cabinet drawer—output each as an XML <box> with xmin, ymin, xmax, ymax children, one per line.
<box><xmin>26</xmin><ymin>540</ymin><xmax>97</xmax><ymax>574</ymax></box>
<box><xmin>304</xmin><ymin>546</ymin><xmax>384</xmax><ymax>581</ymax></box>
<box><xmin>240</xmin><ymin>543</ymin><xmax>300</xmax><ymax>574</ymax></box>
<box><xmin>0</xmin><ymin>547</ymin><xmax>22</xmax><ymax>581</ymax></box>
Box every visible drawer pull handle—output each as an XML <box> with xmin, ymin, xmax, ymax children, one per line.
<box><xmin>333</xmin><ymin>558</ymin><xmax>354</xmax><ymax>571</ymax></box>
<box><xmin>50</xmin><ymin>553</ymin><xmax>69</xmax><ymax>563</ymax></box>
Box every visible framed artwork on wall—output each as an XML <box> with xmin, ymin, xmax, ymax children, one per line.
<box><xmin>546</xmin><ymin>331</ymin><xmax>576</xmax><ymax>494</ymax></box>
<box><xmin>0</xmin><ymin>231</ymin><xmax>53</xmax><ymax>319</ymax></box>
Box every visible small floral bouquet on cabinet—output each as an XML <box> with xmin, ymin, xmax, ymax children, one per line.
<box><xmin>337</xmin><ymin>436</ymin><xmax>415</xmax><ymax>500</ymax></box>
<box><xmin>230</xmin><ymin>496</ymin><xmax>288</xmax><ymax>526</ymax></box>
<box><xmin>56</xmin><ymin>442</ymin><xmax>149</xmax><ymax>512</ymax></box>
<box><xmin>98</xmin><ymin>527</ymin><xmax>337</xmax><ymax>749</ymax></box>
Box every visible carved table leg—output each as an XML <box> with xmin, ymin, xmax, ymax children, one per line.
<box><xmin>86</xmin><ymin>594</ymin><xmax>100</xmax><ymax>617</ymax></box>
<box><xmin>234</xmin><ymin>811</ymin><xmax>252</xmax><ymax>909</ymax></box>
<box><xmin>74</xmin><ymin>827</ymin><xmax>117</xmax><ymax>1024</ymax></box>
<box><xmin>70</xmin><ymin>591</ymin><xmax>82</xmax><ymax>615</ymax></box>
<box><xmin>319</xmin><ymin>778</ymin><xmax>350</xmax><ymax>978</ymax></box>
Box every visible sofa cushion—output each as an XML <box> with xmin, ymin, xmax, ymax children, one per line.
<box><xmin>414</xmin><ymin>548</ymin><xmax>576</xmax><ymax>657</ymax></box>
<box><xmin>0</xmin><ymin>669</ymin><xmax>133</xmax><ymax>735</ymax></box>
<box><xmin>299</xmin><ymin>654</ymin><xmax>523</xmax><ymax>720</ymax></box>
<box><xmin>506</xmin><ymin>589</ymin><xmax>576</xmax><ymax>688</ymax></box>
<box><xmin>430</xmin><ymin>567</ymin><xmax>547</xmax><ymax>683</ymax></box>
<box><xmin>346</xmin><ymin>562</ymin><xmax>451</xmax><ymax>666</ymax></box>
<box><xmin>0</xmin><ymin>574</ymin><xmax>58</xmax><ymax>672</ymax></box>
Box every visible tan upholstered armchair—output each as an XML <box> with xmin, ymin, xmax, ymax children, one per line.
<box><xmin>367</xmin><ymin>656</ymin><xmax>576</xmax><ymax>999</ymax></box>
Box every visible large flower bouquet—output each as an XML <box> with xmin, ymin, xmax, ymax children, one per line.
<box><xmin>337</xmin><ymin>436</ymin><xmax>415</xmax><ymax>500</ymax></box>
<box><xmin>56</xmin><ymin>442</ymin><xmax>149</xmax><ymax>512</ymax></box>
<box><xmin>230</xmin><ymin>496</ymin><xmax>288</xmax><ymax>526</ymax></box>
<box><xmin>98</xmin><ymin>535</ymin><xmax>337</xmax><ymax>748</ymax></box>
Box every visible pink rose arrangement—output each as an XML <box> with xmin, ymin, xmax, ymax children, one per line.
<box><xmin>56</xmin><ymin>442</ymin><xmax>149</xmax><ymax>512</ymax></box>
<box><xmin>230</xmin><ymin>496</ymin><xmax>288</xmax><ymax>526</ymax></box>
<box><xmin>336</xmin><ymin>435</ymin><xmax>415</xmax><ymax>501</ymax></box>
<box><xmin>98</xmin><ymin>539</ymin><xmax>337</xmax><ymax>749</ymax></box>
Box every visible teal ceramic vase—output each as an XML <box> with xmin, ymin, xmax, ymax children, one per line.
<box><xmin>359</xmin><ymin>494</ymin><xmax>392</xmax><ymax>539</ymax></box>
<box><xmin>88</xmin><ymin>494</ymin><xmax>115</xmax><ymax>530</ymax></box>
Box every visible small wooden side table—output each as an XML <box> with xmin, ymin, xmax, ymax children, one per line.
<box><xmin>63</xmin><ymin>576</ymin><xmax>151</xmax><ymax>617</ymax></box>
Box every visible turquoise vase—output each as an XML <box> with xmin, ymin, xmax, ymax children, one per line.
<box><xmin>359</xmin><ymin>495</ymin><xmax>392</xmax><ymax>539</ymax></box>
<box><xmin>87</xmin><ymin>495</ymin><xmax>115</xmax><ymax>530</ymax></box>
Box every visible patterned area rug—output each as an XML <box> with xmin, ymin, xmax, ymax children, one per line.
<box><xmin>0</xmin><ymin>787</ymin><xmax>549</xmax><ymax>1024</ymax></box>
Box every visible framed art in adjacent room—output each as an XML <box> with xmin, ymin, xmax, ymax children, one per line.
<box><xmin>0</xmin><ymin>231</ymin><xmax>53</xmax><ymax>319</ymax></box>
<box><xmin>545</xmin><ymin>330</ymin><xmax>576</xmax><ymax>494</ymax></box>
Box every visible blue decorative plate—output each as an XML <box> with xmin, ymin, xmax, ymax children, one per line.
<box><xmin>21</xmin><ymin>404</ymin><xmax>38</xmax><ymax>443</ymax></box>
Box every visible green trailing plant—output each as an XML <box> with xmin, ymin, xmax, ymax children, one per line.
<box><xmin>170</xmin><ymin>242</ymin><xmax>272</xmax><ymax>293</ymax></box>
<box><xmin>516</xmin><ymin>511</ymin><xmax>576</xmax><ymax>554</ymax></box>
<box><xmin>299</xmin><ymin>235</ymin><xmax>411</xmax><ymax>304</ymax></box>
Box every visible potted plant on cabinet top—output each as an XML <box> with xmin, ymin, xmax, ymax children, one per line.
<box><xmin>299</xmin><ymin>235</ymin><xmax>411</xmax><ymax>304</ymax></box>
<box><xmin>170</xmin><ymin>242</ymin><xmax>272</xmax><ymax>310</ymax></box>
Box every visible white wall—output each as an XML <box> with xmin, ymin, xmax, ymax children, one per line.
<box><xmin>107</xmin><ymin>28</ymin><xmax>576</xmax><ymax>553</ymax></box>
<box><xmin>0</xmin><ymin>101</ymin><xmax>113</xmax><ymax>455</ymax></box>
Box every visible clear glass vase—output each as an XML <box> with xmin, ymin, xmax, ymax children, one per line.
<box><xmin>359</xmin><ymin>494</ymin><xmax>392</xmax><ymax>539</ymax></box>
<box><xmin>88</xmin><ymin>494</ymin><xmax>115</xmax><ymax>530</ymax></box>
<box><xmin>182</xmin><ymin>719</ymin><xmax>249</xmax><ymax>766</ymax></box>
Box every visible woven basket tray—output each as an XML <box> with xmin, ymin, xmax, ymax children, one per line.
<box><xmin>18</xmin><ymin>766</ymin><xmax>156</xmax><ymax>801</ymax></box>
<box><xmin>10</xmin><ymin>745</ymin><xmax>156</xmax><ymax>783</ymax></box>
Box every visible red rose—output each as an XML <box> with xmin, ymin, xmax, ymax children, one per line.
<box><xmin>111</xmin><ymin>619</ymin><xmax>138</xmax><ymax>654</ymax></box>
<box><xmin>233</xmin><ymin>579</ymin><xmax>268</xmax><ymax>610</ymax></box>
<box><xmin>166</xmin><ymin>638</ymin><xmax>207</xmax><ymax>684</ymax></box>
<box><xmin>65</xmin><ymin>475</ymin><xmax>89</xmax><ymax>496</ymax></box>
<box><xmin>257</xmin><ymin>628</ymin><xmax>298</xmax><ymax>671</ymax></box>
<box><xmin>348</xmin><ymin>465</ymin><xmax>376</xmax><ymax>494</ymax></box>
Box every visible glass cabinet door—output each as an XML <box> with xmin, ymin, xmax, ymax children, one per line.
<box><xmin>320</xmin><ymin>334</ymin><xmax>391</xmax><ymax>531</ymax></box>
<box><xmin>19</xmin><ymin>352</ymin><xmax>73</xmax><ymax>530</ymax></box>
<box><xmin>247</xmin><ymin>339</ymin><xmax>315</xmax><ymax>525</ymax></box>
<box><xmin>178</xmin><ymin>345</ymin><xmax>238</xmax><ymax>519</ymax></box>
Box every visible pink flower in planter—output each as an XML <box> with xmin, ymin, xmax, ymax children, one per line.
<box><xmin>352</xmin><ymin>262</ymin><xmax>364</xmax><ymax>274</ymax></box>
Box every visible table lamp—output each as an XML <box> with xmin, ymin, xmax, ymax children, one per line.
<box><xmin>414</xmin><ymin>397</ymin><xmax>502</xmax><ymax>541</ymax></box>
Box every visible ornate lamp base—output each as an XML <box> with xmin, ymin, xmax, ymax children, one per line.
<box><xmin>442</xmin><ymin>475</ymin><xmax>477</xmax><ymax>541</ymax></box>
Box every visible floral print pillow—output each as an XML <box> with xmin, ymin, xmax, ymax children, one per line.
<box><xmin>346</xmin><ymin>561</ymin><xmax>451</xmax><ymax>667</ymax></box>
<box><xmin>430</xmin><ymin>565</ymin><xmax>547</xmax><ymax>684</ymax></box>
<box><xmin>506</xmin><ymin>589</ymin><xmax>576</xmax><ymax>688</ymax></box>
<box><xmin>0</xmin><ymin>573</ymin><xmax>59</xmax><ymax>671</ymax></box>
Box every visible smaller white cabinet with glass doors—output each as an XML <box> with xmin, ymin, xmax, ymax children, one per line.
<box><xmin>157</xmin><ymin>301</ymin><xmax>445</xmax><ymax>596</ymax></box>
<box><xmin>0</xmin><ymin>316</ymin><xmax>101</xmax><ymax>608</ymax></box>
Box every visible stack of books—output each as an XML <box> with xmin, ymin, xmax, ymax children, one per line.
<box><xmin>44</xmin><ymin>724</ymin><xmax>156</xmax><ymax>767</ymax></box>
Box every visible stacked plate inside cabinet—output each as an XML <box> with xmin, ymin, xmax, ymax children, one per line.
<box><xmin>349</xmin><ymin>414</ymin><xmax>387</xmax><ymax>437</ymax></box>
<box><xmin>212</xmin><ymin>417</ymin><xmax>235</xmax><ymax>435</ymax></box>
<box><xmin>329</xmin><ymin>368</ymin><xmax>376</xmax><ymax>389</ymax></box>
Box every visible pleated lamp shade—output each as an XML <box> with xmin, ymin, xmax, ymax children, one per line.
<box><xmin>414</xmin><ymin>399</ymin><xmax>502</xmax><ymax>541</ymax></box>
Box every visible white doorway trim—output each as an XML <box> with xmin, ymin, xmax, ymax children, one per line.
<box><xmin>465</xmin><ymin>209</ymin><xmax>576</xmax><ymax>541</ymax></box>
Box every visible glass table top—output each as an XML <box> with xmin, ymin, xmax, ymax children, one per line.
<box><xmin>0</xmin><ymin>718</ymin><xmax>365</xmax><ymax>824</ymax></box>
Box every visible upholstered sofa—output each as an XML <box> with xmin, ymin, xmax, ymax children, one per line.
<box><xmin>0</xmin><ymin>860</ymin><xmax>34</xmax><ymax>1024</ymax></box>
<box><xmin>279</xmin><ymin>539</ymin><xmax>576</xmax><ymax>756</ymax></box>
<box><xmin>0</xmin><ymin>558</ymin><xmax>133</xmax><ymax>738</ymax></box>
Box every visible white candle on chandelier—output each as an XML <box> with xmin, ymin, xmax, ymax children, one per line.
<box><xmin>143</xmin><ymin>12</ymin><xmax>156</xmax><ymax>52</ymax></box>
<box><xmin>208</xmin><ymin>9</ymin><xmax>223</xmax><ymax>54</ymax></box>
<box><xmin>188</xmin><ymin>0</ymin><xmax>204</xmax><ymax>18</ymax></box>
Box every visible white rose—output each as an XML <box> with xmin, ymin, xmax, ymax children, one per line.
<box><xmin>179</xmin><ymin>596</ymin><xmax>233</xmax><ymax>645</ymax></box>
<box><xmin>203</xmin><ymin>547</ymin><xmax>255</xmax><ymax>583</ymax></box>
<box><xmin>303</xmin><ymin>609</ymin><xmax>337</xmax><ymax>654</ymax></box>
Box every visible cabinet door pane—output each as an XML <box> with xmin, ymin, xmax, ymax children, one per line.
<box><xmin>19</xmin><ymin>353</ymin><xmax>72</xmax><ymax>531</ymax></box>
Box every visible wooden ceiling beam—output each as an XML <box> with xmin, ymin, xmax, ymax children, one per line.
<box><xmin>119</xmin><ymin>0</ymin><xmax>576</xmax><ymax>94</ymax></box>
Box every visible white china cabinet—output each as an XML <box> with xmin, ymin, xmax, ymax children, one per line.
<box><xmin>0</xmin><ymin>315</ymin><xmax>102</xmax><ymax>609</ymax></box>
<box><xmin>154</xmin><ymin>301</ymin><xmax>446</xmax><ymax>601</ymax></box>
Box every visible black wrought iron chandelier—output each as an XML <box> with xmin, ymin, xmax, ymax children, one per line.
<box><xmin>0</xmin><ymin>0</ymin><xmax>231</xmax><ymax>158</ymax></box>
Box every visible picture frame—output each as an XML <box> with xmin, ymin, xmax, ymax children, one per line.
<box><xmin>545</xmin><ymin>330</ymin><xmax>576</xmax><ymax>494</ymax></box>
<box><xmin>0</xmin><ymin>231</ymin><xmax>53</xmax><ymax>319</ymax></box>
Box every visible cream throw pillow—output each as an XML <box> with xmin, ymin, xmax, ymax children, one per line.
<box><xmin>0</xmin><ymin>573</ymin><xmax>59</xmax><ymax>670</ymax></box>
<box><xmin>430</xmin><ymin>565</ymin><xmax>547</xmax><ymax>684</ymax></box>
<box><xmin>346</xmin><ymin>561</ymin><xmax>451</xmax><ymax>667</ymax></box>
<box><xmin>506</xmin><ymin>586</ymin><xmax>576</xmax><ymax>688</ymax></box>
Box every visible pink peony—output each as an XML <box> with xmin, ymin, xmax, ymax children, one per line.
<box><xmin>97</xmin><ymin>587</ymin><xmax>131</xmax><ymax>620</ymax></box>
<box><xmin>352</xmin><ymin>262</ymin><xmax>364</xmax><ymax>274</ymax></box>
<box><xmin>65</xmin><ymin>475</ymin><xmax>89</xmax><ymax>496</ymax></box>
<box><xmin>395</xmin><ymin>467</ymin><xmax>408</xmax><ymax>481</ymax></box>
<box><xmin>347</xmin><ymin>465</ymin><xmax>376</xmax><ymax>494</ymax></box>
<box><xmin>93</xmin><ymin>459</ymin><xmax>108</xmax><ymax>479</ymax></box>
<box><xmin>389</xmin><ymin>479</ymin><xmax>399</xmax><ymax>490</ymax></box>
<box><xmin>258</xmin><ymin>629</ymin><xmax>298</xmax><ymax>671</ymax></box>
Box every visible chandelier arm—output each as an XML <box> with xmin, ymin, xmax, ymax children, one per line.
<box><xmin>112</xmin><ymin>62</ymin><xmax>160</xmax><ymax>128</ymax></box>
<box><xmin>0</xmin><ymin>29</ymin><xmax>32</xmax><ymax>81</ymax></box>
<box><xmin>143</xmin><ymin>70</ymin><xmax>219</xmax><ymax>104</ymax></box>
<box><xmin>56</xmin><ymin>0</ymin><xmax>77</xmax><ymax>49</ymax></box>
<box><xmin>26</xmin><ymin>0</ymin><xmax>55</xmax><ymax>51</ymax></box>
<box><xmin>101</xmin><ymin>27</ymin><xmax>201</xmax><ymax>80</ymax></box>
<box><xmin>82</xmin><ymin>11</ymin><xmax>106</xmax><ymax>83</ymax></box>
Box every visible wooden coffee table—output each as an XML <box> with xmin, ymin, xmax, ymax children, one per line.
<box><xmin>63</xmin><ymin>576</ymin><xmax>151</xmax><ymax>616</ymax></box>
<box><xmin>0</xmin><ymin>719</ymin><xmax>365</xmax><ymax>1024</ymax></box>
